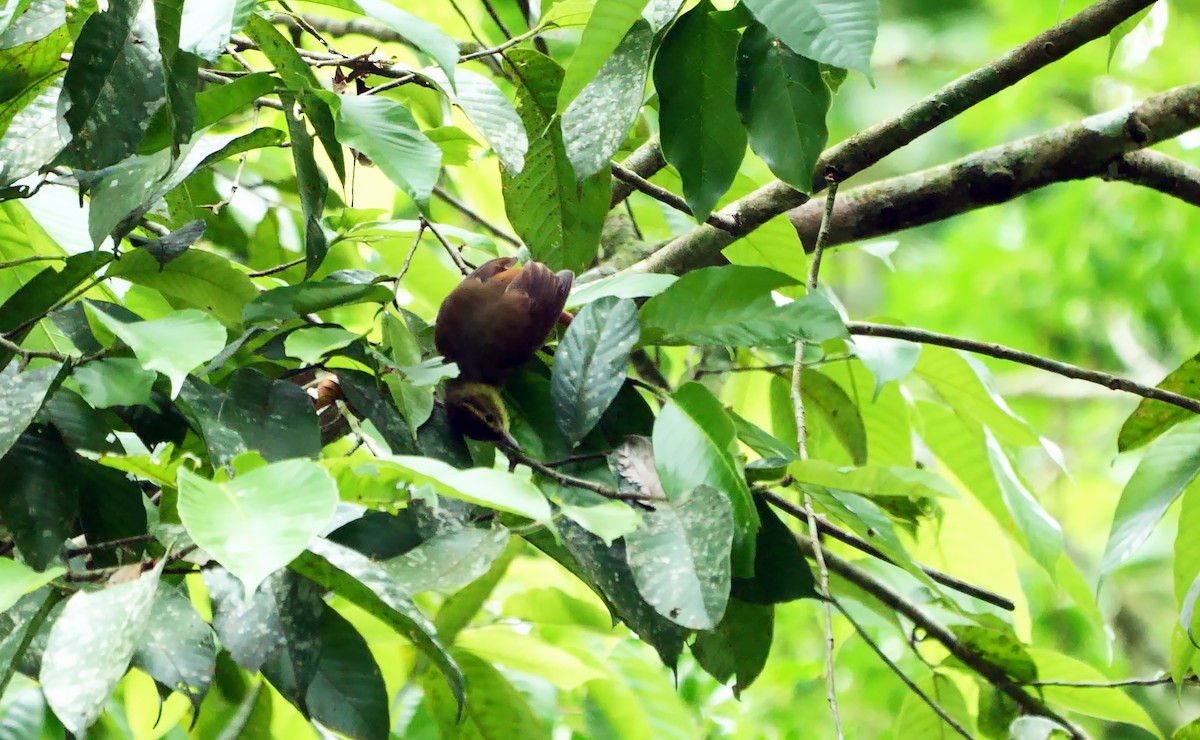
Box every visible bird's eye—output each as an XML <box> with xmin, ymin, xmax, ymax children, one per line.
<box><xmin>484</xmin><ymin>413</ymin><xmax>496</xmax><ymax>423</ymax></box>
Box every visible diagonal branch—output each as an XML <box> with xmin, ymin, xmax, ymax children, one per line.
<box><xmin>847</xmin><ymin>321</ymin><xmax>1200</xmax><ymax>416</ymax></box>
<box><xmin>623</xmin><ymin>0</ymin><xmax>1160</xmax><ymax>276</ymax></box>
<box><xmin>790</xmin><ymin>85</ymin><xmax>1200</xmax><ymax>248</ymax></box>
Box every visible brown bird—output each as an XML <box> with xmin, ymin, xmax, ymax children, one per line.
<box><xmin>435</xmin><ymin>257</ymin><xmax>574</xmax><ymax>447</ymax></box>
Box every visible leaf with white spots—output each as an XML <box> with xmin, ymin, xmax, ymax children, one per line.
<box><xmin>563</xmin><ymin>20</ymin><xmax>652</xmax><ymax>181</ymax></box>
<box><xmin>551</xmin><ymin>296</ymin><xmax>640</xmax><ymax>446</ymax></box>
<box><xmin>40</xmin><ymin>561</ymin><xmax>163</xmax><ymax>735</ymax></box>
<box><xmin>380</xmin><ymin>527</ymin><xmax>510</xmax><ymax>595</ymax></box>
<box><xmin>177</xmin><ymin>459</ymin><xmax>338</xmax><ymax>598</ymax></box>
<box><xmin>626</xmin><ymin>484</ymin><xmax>733</xmax><ymax>629</ymax></box>
<box><xmin>0</xmin><ymin>365</ymin><xmax>58</xmax><ymax>459</ymax></box>
<box><xmin>84</xmin><ymin>307</ymin><xmax>226</xmax><ymax>399</ymax></box>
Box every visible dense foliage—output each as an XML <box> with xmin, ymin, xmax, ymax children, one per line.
<box><xmin>1</xmin><ymin>0</ymin><xmax>1198</xmax><ymax>737</ymax></box>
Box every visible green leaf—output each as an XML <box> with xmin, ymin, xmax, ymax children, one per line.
<box><xmin>422</xmin><ymin>649</ymin><xmax>544</xmax><ymax>737</ymax></box>
<box><xmin>0</xmin><ymin>77</ymin><xmax>65</xmax><ymax>187</ymax></box>
<box><xmin>653</xmin><ymin>382</ymin><xmax>758</xmax><ymax>577</ymax></box>
<box><xmin>293</xmin><ymin>537</ymin><xmax>464</xmax><ymax>715</ymax></box>
<box><xmin>557</xmin><ymin>0</ymin><xmax>648</xmax><ymax>112</ymax></box>
<box><xmin>789</xmin><ymin>459</ymin><xmax>956</xmax><ymax>500</ymax></box>
<box><xmin>626</xmin><ymin>484</ymin><xmax>733</xmax><ymax>629</ymax></box>
<box><xmin>178</xmin><ymin>0</ymin><xmax>258</xmax><ymax>60</ymax></box>
<box><xmin>421</xmin><ymin>68</ymin><xmax>526</xmax><ymax>173</ymax></box>
<box><xmin>691</xmin><ymin>598</ymin><xmax>773</xmax><ymax>695</ymax></box>
<box><xmin>0</xmin><ymin>425</ymin><xmax>77</xmax><ymax>570</ymax></box>
<box><xmin>852</xmin><ymin>334</ymin><xmax>921</xmax><ymax>398</ymax></box>
<box><xmin>382</xmin><ymin>312</ymin><xmax>435</xmax><ymax>432</ymax></box>
<box><xmin>242</xmin><ymin>279</ymin><xmax>395</xmax><ymax>323</ymax></box>
<box><xmin>302</xmin><ymin>606</ymin><xmax>389</xmax><ymax>740</ymax></box>
<box><xmin>1119</xmin><ymin>350</ymin><xmax>1200</xmax><ymax>452</ymax></box>
<box><xmin>154</xmin><ymin>0</ymin><xmax>198</xmax><ymax>157</ymax></box>
<box><xmin>0</xmin><ymin>364</ymin><xmax>57</xmax><ymax>458</ymax></box>
<box><xmin>742</xmin><ymin>0</ymin><xmax>879</xmax><ymax>76</ymax></box>
<box><xmin>501</xmin><ymin>49</ymin><xmax>609</xmax><ymax>272</ymax></box>
<box><xmin>914</xmin><ymin>346</ymin><xmax>1039</xmax><ymax>448</ymax></box>
<box><xmin>338</xmin><ymin>0</ymin><xmax>458</xmax><ymax>83</ymax></box>
<box><xmin>552</xmin><ymin>296</ymin><xmax>640</xmax><ymax>446</ymax></box>
<box><xmin>0</xmin><ymin>558</ymin><xmax>62</xmax><ymax>613</ymax></box>
<box><xmin>85</xmin><ymin>307</ymin><xmax>225</xmax><ymax>398</ymax></box>
<box><xmin>61</xmin><ymin>0</ymin><xmax>163</xmax><ymax>169</ymax></box>
<box><xmin>178</xmin><ymin>459</ymin><xmax>338</xmax><ymax>597</ymax></box>
<box><xmin>1102</xmin><ymin>418</ymin><xmax>1200</xmax><ymax>579</ymax></box>
<box><xmin>105</xmin><ymin>247</ymin><xmax>257</xmax><ymax>327</ymax></box>
<box><xmin>731</xmin><ymin>496</ymin><xmax>816</xmax><ymax>604</ymax></box>
<box><xmin>40</xmin><ymin>562</ymin><xmax>162</xmax><ymax>735</ymax></box>
<box><xmin>0</xmin><ymin>249</ymin><xmax>112</xmax><ymax>337</ymax></box>
<box><xmin>139</xmin><ymin>71</ymin><xmax>275</xmax><ymax>154</ymax></box>
<box><xmin>279</xmin><ymin>91</ymin><xmax>330</xmax><ymax>278</ymax></box>
<box><xmin>800</xmin><ymin>368</ymin><xmax>867</xmax><ymax>465</ymax></box>
<box><xmin>736</xmin><ymin>21</ymin><xmax>830</xmax><ymax>191</ymax></box>
<box><xmin>283</xmin><ymin>326</ymin><xmax>359</xmax><ymax>366</ymax></box>
<box><xmin>558</xmin><ymin>499</ymin><xmax>641</xmax><ymax>546</ymax></box>
<box><xmin>1108</xmin><ymin>7</ymin><xmax>1153</xmax><ymax>69</ymax></box>
<box><xmin>218</xmin><ymin>368</ymin><xmax>322</xmax><ymax>463</ymax></box>
<box><xmin>894</xmin><ymin>674</ymin><xmax>972</xmax><ymax>738</ymax></box>
<box><xmin>639</xmin><ymin>265</ymin><xmax>845</xmax><ymax>346</ymax></box>
<box><xmin>562</xmin><ymin>19</ymin><xmax>653</xmax><ymax>181</ymax></box>
<box><xmin>380</xmin><ymin>527</ymin><xmax>510</xmax><ymax>596</ymax></box>
<box><xmin>1028</xmin><ymin>648</ymin><xmax>1159</xmax><ymax>735</ymax></box>
<box><xmin>652</xmin><ymin>0</ymin><xmax>745</xmax><ymax>221</ymax></box>
<box><xmin>566</xmin><ymin>273</ymin><xmax>678</xmax><ymax>307</ymax></box>
<box><xmin>434</xmin><ymin>537</ymin><xmax>522</xmax><ymax>643</ymax></box>
<box><xmin>949</xmin><ymin>616</ymin><xmax>1037</xmax><ymax>683</ymax></box>
<box><xmin>454</xmin><ymin>627</ymin><xmax>605</xmax><ymax>690</ymax></box>
<box><xmin>335</xmin><ymin>94</ymin><xmax>442</xmax><ymax>209</ymax></box>
<box><xmin>984</xmin><ymin>428</ymin><xmax>1063</xmax><ymax>571</ymax></box>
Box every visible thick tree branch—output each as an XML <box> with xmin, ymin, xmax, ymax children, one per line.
<box><xmin>790</xmin><ymin>84</ymin><xmax>1200</xmax><ymax>248</ymax></box>
<box><xmin>1105</xmin><ymin>149</ymin><xmax>1200</xmax><ymax>207</ymax></box>
<box><xmin>624</xmin><ymin>0</ymin><xmax>1159</xmax><ymax>276</ymax></box>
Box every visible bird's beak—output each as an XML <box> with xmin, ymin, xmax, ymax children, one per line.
<box><xmin>498</xmin><ymin>427</ymin><xmax>522</xmax><ymax>452</ymax></box>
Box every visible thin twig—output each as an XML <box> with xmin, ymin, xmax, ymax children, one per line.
<box><xmin>204</xmin><ymin>107</ymin><xmax>261</xmax><ymax>214</ymax></box>
<box><xmin>0</xmin><ymin>589</ymin><xmax>63</xmax><ymax>701</ymax></box>
<box><xmin>247</xmin><ymin>256</ymin><xmax>306</xmax><ymax>277</ymax></box>
<box><xmin>478</xmin><ymin>0</ymin><xmax>513</xmax><ymax>38</ymax></box>
<box><xmin>64</xmin><ymin>533</ymin><xmax>156</xmax><ymax>559</ymax></box>
<box><xmin>831</xmin><ymin>599</ymin><xmax>974</xmax><ymax>739</ymax></box>
<box><xmin>448</xmin><ymin>0</ymin><xmax>488</xmax><ymax>48</ymax></box>
<box><xmin>0</xmin><ymin>255</ymin><xmax>67</xmax><ymax>270</ymax></box>
<box><xmin>540</xmin><ymin>451</ymin><xmax>610</xmax><ymax>468</ymax></box>
<box><xmin>795</xmin><ymin>533</ymin><xmax>1084</xmax><ymax>737</ymax></box>
<box><xmin>847</xmin><ymin>321</ymin><xmax>1200</xmax><ymax>416</ymax></box>
<box><xmin>506</xmin><ymin>447</ymin><xmax>664</xmax><ymax>503</ymax></box>
<box><xmin>422</xmin><ymin>217</ymin><xmax>473</xmax><ymax>275</ymax></box>
<box><xmin>433</xmin><ymin>185</ymin><xmax>520</xmax><ymax>246</ymax></box>
<box><xmin>396</xmin><ymin>221</ymin><xmax>426</xmax><ymax>283</ymax></box>
<box><xmin>276</xmin><ymin>2</ymin><xmax>339</xmax><ymax>54</ymax></box>
<box><xmin>759</xmin><ymin>490</ymin><xmax>1014</xmax><ymax>611</ymax></box>
<box><xmin>610</xmin><ymin>163</ymin><xmax>741</xmax><ymax>234</ymax></box>
<box><xmin>792</xmin><ymin>176</ymin><xmax>842</xmax><ymax>737</ymax></box>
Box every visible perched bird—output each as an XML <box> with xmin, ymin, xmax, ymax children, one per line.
<box><xmin>435</xmin><ymin>257</ymin><xmax>574</xmax><ymax>447</ymax></box>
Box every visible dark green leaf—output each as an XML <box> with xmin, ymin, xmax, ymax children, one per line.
<box><xmin>301</xmin><ymin>605</ymin><xmax>389</xmax><ymax>739</ymax></box>
<box><xmin>61</xmin><ymin>0</ymin><xmax>164</xmax><ymax>169</ymax></box>
<box><xmin>292</xmin><ymin>538</ymin><xmax>465</xmax><ymax>715</ymax></box>
<box><xmin>193</xmin><ymin>126</ymin><xmax>286</xmax><ymax>170</ymax></box>
<box><xmin>279</xmin><ymin>90</ymin><xmax>330</xmax><ymax>278</ymax></box>
<box><xmin>1118</xmin><ymin>350</ymin><xmax>1200</xmax><ymax>452</ymax></box>
<box><xmin>219</xmin><ymin>368</ymin><xmax>321</xmax><ymax>463</ymax></box>
<box><xmin>334</xmin><ymin>94</ymin><xmax>441</xmax><ymax>209</ymax></box>
<box><xmin>736</xmin><ymin>22</ymin><xmax>830</xmax><ymax>192</ymax></box>
<box><xmin>380</xmin><ymin>527</ymin><xmax>510</xmax><ymax>596</ymax></box>
<box><xmin>0</xmin><ymin>424</ymin><xmax>76</xmax><ymax>570</ymax></box>
<box><xmin>75</xmin><ymin>460</ymin><xmax>147</xmax><ymax>566</ymax></box>
<box><xmin>132</xmin><ymin>583</ymin><xmax>216</xmax><ymax>714</ymax></box>
<box><xmin>242</xmin><ymin>280</ymin><xmax>394</xmax><ymax>323</ymax></box>
<box><xmin>435</xmin><ymin>536</ymin><xmax>523</xmax><ymax>643</ymax></box>
<box><xmin>154</xmin><ymin>0</ymin><xmax>198</xmax><ymax>157</ymax></box>
<box><xmin>653</xmin><ymin>382</ymin><xmax>758</xmax><ymax>577</ymax></box>
<box><xmin>501</xmin><ymin>49</ymin><xmax>609</xmax><ymax>272</ymax></box>
<box><xmin>691</xmin><ymin>598</ymin><xmax>773</xmax><ymax>695</ymax></box>
<box><xmin>338</xmin><ymin>369</ymin><xmax>421</xmax><ymax>456</ymax></box>
<box><xmin>138</xmin><ymin>71</ymin><xmax>275</xmax><ymax>154</ymax></box>
<box><xmin>742</xmin><ymin>0</ymin><xmax>879</xmax><ymax>76</ymax></box>
<box><xmin>626</xmin><ymin>484</ymin><xmax>733</xmax><ymax>629</ymax></box>
<box><xmin>639</xmin><ymin>265</ymin><xmax>846</xmax><ymax>347</ymax></box>
<box><xmin>801</xmin><ymin>368</ymin><xmax>868</xmax><ymax>465</ymax></box>
<box><xmin>652</xmin><ymin>0</ymin><xmax>745</xmax><ymax>221</ymax></box>
<box><xmin>949</xmin><ymin>617</ymin><xmax>1038</xmax><ymax>683</ymax></box>
<box><xmin>44</xmin><ymin>386</ymin><xmax>120</xmax><ymax>454</ymax></box>
<box><xmin>204</xmin><ymin>566</ymin><xmax>324</xmax><ymax>675</ymax></box>
<box><xmin>422</xmin><ymin>649</ymin><xmax>544</xmax><ymax>737</ymax></box>
<box><xmin>552</xmin><ymin>296</ymin><xmax>640</xmax><ymax>446</ymax></box>
<box><xmin>731</xmin><ymin>496</ymin><xmax>816</xmax><ymax>604</ymax></box>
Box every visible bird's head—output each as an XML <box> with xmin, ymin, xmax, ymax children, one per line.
<box><xmin>443</xmin><ymin>378</ymin><xmax>520</xmax><ymax>450</ymax></box>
